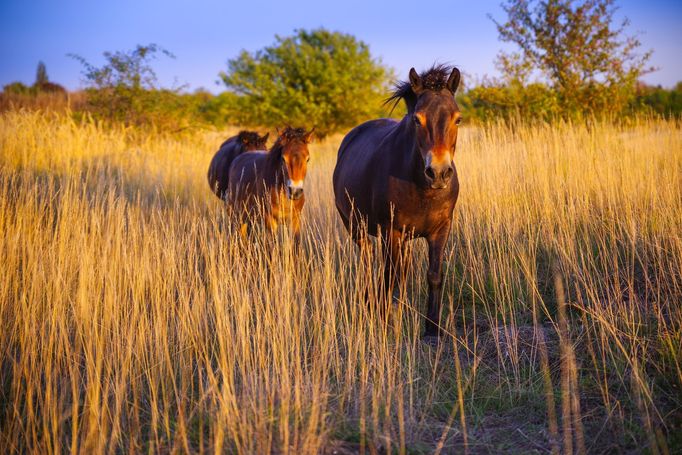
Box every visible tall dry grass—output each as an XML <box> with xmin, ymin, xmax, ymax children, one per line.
<box><xmin>0</xmin><ymin>91</ymin><xmax>87</xmax><ymax>114</ymax></box>
<box><xmin>1</xmin><ymin>110</ymin><xmax>680</xmax><ymax>453</ymax></box>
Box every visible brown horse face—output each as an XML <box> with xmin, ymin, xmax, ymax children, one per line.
<box><xmin>410</xmin><ymin>68</ymin><xmax>461</xmax><ymax>189</ymax></box>
<box><xmin>281</xmin><ymin>142</ymin><xmax>310</xmax><ymax>200</ymax></box>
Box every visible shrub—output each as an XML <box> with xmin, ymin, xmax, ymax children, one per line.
<box><xmin>219</xmin><ymin>28</ymin><xmax>393</xmax><ymax>137</ymax></box>
<box><xmin>70</xmin><ymin>44</ymin><xmax>199</xmax><ymax>130</ymax></box>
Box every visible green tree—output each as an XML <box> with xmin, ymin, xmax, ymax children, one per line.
<box><xmin>220</xmin><ymin>28</ymin><xmax>392</xmax><ymax>137</ymax></box>
<box><xmin>35</xmin><ymin>61</ymin><xmax>49</xmax><ymax>86</ymax></box>
<box><xmin>30</xmin><ymin>61</ymin><xmax>67</xmax><ymax>94</ymax></box>
<box><xmin>491</xmin><ymin>0</ymin><xmax>653</xmax><ymax>117</ymax></box>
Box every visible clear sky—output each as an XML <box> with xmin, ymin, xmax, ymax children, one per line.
<box><xmin>1</xmin><ymin>0</ymin><xmax>680</xmax><ymax>93</ymax></box>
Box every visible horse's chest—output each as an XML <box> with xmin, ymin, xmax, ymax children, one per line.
<box><xmin>269</xmin><ymin>191</ymin><xmax>300</xmax><ymax>223</ymax></box>
<box><xmin>385</xmin><ymin>176</ymin><xmax>454</xmax><ymax>235</ymax></box>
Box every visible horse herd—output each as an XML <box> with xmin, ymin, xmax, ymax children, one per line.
<box><xmin>207</xmin><ymin>65</ymin><xmax>462</xmax><ymax>339</ymax></box>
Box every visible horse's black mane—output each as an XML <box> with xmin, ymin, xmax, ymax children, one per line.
<box><xmin>385</xmin><ymin>64</ymin><xmax>454</xmax><ymax>114</ymax></box>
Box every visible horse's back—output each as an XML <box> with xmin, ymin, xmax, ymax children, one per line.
<box><xmin>336</xmin><ymin>118</ymin><xmax>397</xmax><ymax>162</ymax></box>
<box><xmin>334</xmin><ymin>118</ymin><xmax>397</xmax><ymax>187</ymax></box>
<box><xmin>227</xmin><ymin>151</ymin><xmax>267</xmax><ymax>199</ymax></box>
<box><xmin>207</xmin><ymin>137</ymin><xmax>240</xmax><ymax>199</ymax></box>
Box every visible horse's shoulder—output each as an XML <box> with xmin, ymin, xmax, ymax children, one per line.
<box><xmin>348</xmin><ymin>118</ymin><xmax>398</xmax><ymax>138</ymax></box>
<box><xmin>338</xmin><ymin>118</ymin><xmax>398</xmax><ymax>159</ymax></box>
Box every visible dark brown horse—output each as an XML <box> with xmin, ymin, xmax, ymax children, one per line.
<box><xmin>228</xmin><ymin>127</ymin><xmax>313</xmax><ymax>240</ymax></box>
<box><xmin>207</xmin><ymin>130</ymin><xmax>269</xmax><ymax>200</ymax></box>
<box><xmin>333</xmin><ymin>65</ymin><xmax>462</xmax><ymax>338</ymax></box>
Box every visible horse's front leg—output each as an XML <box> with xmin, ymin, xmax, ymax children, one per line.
<box><xmin>291</xmin><ymin>210</ymin><xmax>301</xmax><ymax>248</ymax></box>
<box><xmin>266</xmin><ymin>214</ymin><xmax>279</xmax><ymax>234</ymax></box>
<box><xmin>382</xmin><ymin>229</ymin><xmax>405</xmax><ymax>311</ymax></box>
<box><xmin>424</xmin><ymin>224</ymin><xmax>451</xmax><ymax>338</ymax></box>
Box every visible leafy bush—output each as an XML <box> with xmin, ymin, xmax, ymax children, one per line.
<box><xmin>460</xmin><ymin>80</ymin><xmax>560</xmax><ymax>122</ymax></box>
<box><xmin>630</xmin><ymin>82</ymin><xmax>682</xmax><ymax>117</ymax></box>
<box><xmin>2</xmin><ymin>82</ymin><xmax>31</xmax><ymax>96</ymax></box>
<box><xmin>70</xmin><ymin>44</ymin><xmax>200</xmax><ymax>130</ymax></box>
<box><xmin>490</xmin><ymin>0</ymin><xmax>653</xmax><ymax>118</ymax></box>
<box><xmin>219</xmin><ymin>28</ymin><xmax>393</xmax><ymax>137</ymax></box>
<box><xmin>460</xmin><ymin>80</ymin><xmax>682</xmax><ymax>123</ymax></box>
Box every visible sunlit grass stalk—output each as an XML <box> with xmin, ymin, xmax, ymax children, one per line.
<box><xmin>1</xmin><ymin>111</ymin><xmax>679</xmax><ymax>453</ymax></box>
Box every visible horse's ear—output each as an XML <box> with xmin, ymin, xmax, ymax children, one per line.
<box><xmin>447</xmin><ymin>68</ymin><xmax>461</xmax><ymax>94</ymax></box>
<box><xmin>304</xmin><ymin>128</ymin><xmax>315</xmax><ymax>143</ymax></box>
<box><xmin>409</xmin><ymin>68</ymin><xmax>422</xmax><ymax>94</ymax></box>
<box><xmin>262</xmin><ymin>132</ymin><xmax>269</xmax><ymax>143</ymax></box>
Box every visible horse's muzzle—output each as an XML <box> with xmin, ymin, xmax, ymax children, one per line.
<box><xmin>287</xmin><ymin>186</ymin><xmax>304</xmax><ymax>200</ymax></box>
<box><xmin>425</xmin><ymin>164</ymin><xmax>453</xmax><ymax>189</ymax></box>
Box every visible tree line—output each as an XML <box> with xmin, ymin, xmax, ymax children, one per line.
<box><xmin>2</xmin><ymin>0</ymin><xmax>680</xmax><ymax>133</ymax></box>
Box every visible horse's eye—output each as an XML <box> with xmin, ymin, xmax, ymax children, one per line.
<box><xmin>413</xmin><ymin>115</ymin><xmax>422</xmax><ymax>126</ymax></box>
<box><xmin>455</xmin><ymin>117</ymin><xmax>462</xmax><ymax>125</ymax></box>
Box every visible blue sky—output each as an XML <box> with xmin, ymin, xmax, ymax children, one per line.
<box><xmin>1</xmin><ymin>0</ymin><xmax>680</xmax><ymax>93</ymax></box>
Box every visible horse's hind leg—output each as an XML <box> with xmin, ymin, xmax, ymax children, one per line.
<box><xmin>424</xmin><ymin>225</ymin><xmax>451</xmax><ymax>339</ymax></box>
<box><xmin>337</xmin><ymin>207</ymin><xmax>368</xmax><ymax>250</ymax></box>
<box><xmin>337</xmin><ymin>207</ymin><xmax>376</xmax><ymax>308</ymax></box>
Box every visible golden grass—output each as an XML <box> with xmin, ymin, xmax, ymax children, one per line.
<box><xmin>0</xmin><ymin>91</ymin><xmax>87</xmax><ymax>114</ymax></box>
<box><xmin>1</xmin><ymin>110</ymin><xmax>680</xmax><ymax>453</ymax></box>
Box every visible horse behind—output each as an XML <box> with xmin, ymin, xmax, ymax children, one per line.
<box><xmin>207</xmin><ymin>130</ymin><xmax>269</xmax><ymax>200</ymax></box>
<box><xmin>332</xmin><ymin>64</ymin><xmax>462</xmax><ymax>339</ymax></box>
<box><xmin>227</xmin><ymin>127</ymin><xmax>313</xmax><ymax>241</ymax></box>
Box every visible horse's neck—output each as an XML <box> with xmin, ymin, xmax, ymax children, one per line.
<box><xmin>393</xmin><ymin>119</ymin><xmax>426</xmax><ymax>186</ymax></box>
<box><xmin>264</xmin><ymin>155</ymin><xmax>285</xmax><ymax>188</ymax></box>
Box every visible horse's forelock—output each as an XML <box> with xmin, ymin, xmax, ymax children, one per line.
<box><xmin>267</xmin><ymin>127</ymin><xmax>310</xmax><ymax>166</ymax></box>
<box><xmin>385</xmin><ymin>64</ymin><xmax>454</xmax><ymax>113</ymax></box>
<box><xmin>277</xmin><ymin>127</ymin><xmax>309</xmax><ymax>145</ymax></box>
<box><xmin>419</xmin><ymin>64</ymin><xmax>452</xmax><ymax>91</ymax></box>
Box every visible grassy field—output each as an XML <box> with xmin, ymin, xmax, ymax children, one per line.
<box><xmin>1</xmin><ymin>110</ymin><xmax>680</xmax><ymax>453</ymax></box>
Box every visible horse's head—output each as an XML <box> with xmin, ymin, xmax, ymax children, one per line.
<box><xmin>273</xmin><ymin>127</ymin><xmax>314</xmax><ymax>200</ymax></box>
<box><xmin>238</xmin><ymin>130</ymin><xmax>269</xmax><ymax>151</ymax></box>
<box><xmin>390</xmin><ymin>65</ymin><xmax>462</xmax><ymax>189</ymax></box>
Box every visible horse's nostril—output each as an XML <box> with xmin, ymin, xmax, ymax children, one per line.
<box><xmin>425</xmin><ymin>167</ymin><xmax>436</xmax><ymax>180</ymax></box>
<box><xmin>443</xmin><ymin>167</ymin><xmax>454</xmax><ymax>180</ymax></box>
<box><xmin>289</xmin><ymin>187</ymin><xmax>303</xmax><ymax>199</ymax></box>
